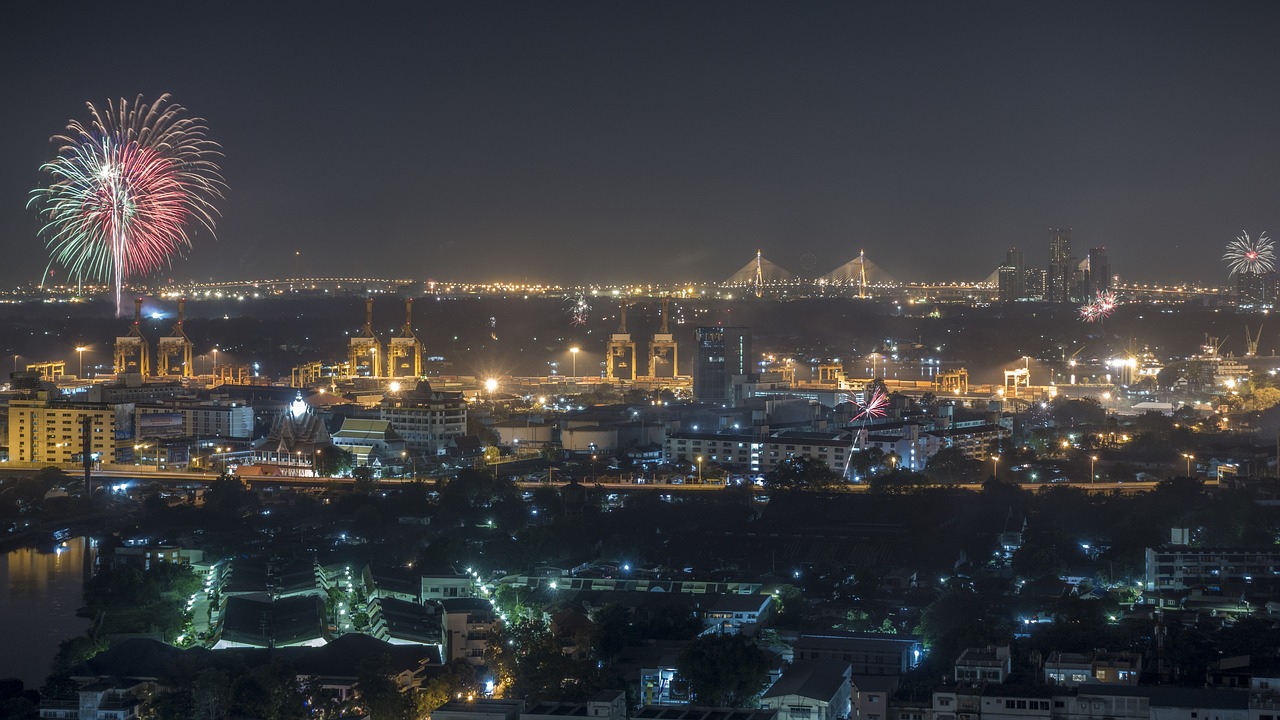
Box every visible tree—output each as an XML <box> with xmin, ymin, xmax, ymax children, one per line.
<box><xmin>352</xmin><ymin>466</ymin><xmax>378</xmax><ymax>494</ymax></box>
<box><xmin>925</xmin><ymin>447</ymin><xmax>982</xmax><ymax>484</ymax></box>
<box><xmin>676</xmin><ymin>634</ymin><xmax>770</xmax><ymax>707</ymax></box>
<box><xmin>1238</xmin><ymin>386</ymin><xmax>1280</xmax><ymax>413</ymax></box>
<box><xmin>763</xmin><ymin>456</ymin><xmax>843</xmax><ymax>492</ymax></box>
<box><xmin>315</xmin><ymin>445</ymin><xmax>355</xmax><ymax>477</ymax></box>
<box><xmin>356</xmin><ymin>655</ymin><xmax>414</xmax><ymax>720</ymax></box>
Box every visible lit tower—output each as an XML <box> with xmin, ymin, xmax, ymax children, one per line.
<box><xmin>647</xmin><ymin>297</ymin><xmax>678</xmax><ymax>379</ymax></box>
<box><xmin>858</xmin><ymin>249</ymin><xmax>868</xmax><ymax>299</ymax></box>
<box><xmin>606</xmin><ymin>301</ymin><xmax>637</xmax><ymax>381</ymax></box>
<box><xmin>754</xmin><ymin>250</ymin><xmax>764</xmax><ymax>298</ymax></box>
<box><xmin>113</xmin><ymin>298</ymin><xmax>150</xmax><ymax>376</ymax></box>
<box><xmin>348</xmin><ymin>298</ymin><xmax>381</xmax><ymax>377</ymax></box>
<box><xmin>387</xmin><ymin>298</ymin><xmax>423</xmax><ymax>378</ymax></box>
<box><xmin>156</xmin><ymin>297</ymin><xmax>194</xmax><ymax>377</ymax></box>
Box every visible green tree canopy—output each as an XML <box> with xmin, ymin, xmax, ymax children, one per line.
<box><xmin>676</xmin><ymin>634</ymin><xmax>770</xmax><ymax>707</ymax></box>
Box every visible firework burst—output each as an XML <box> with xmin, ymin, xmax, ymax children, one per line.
<box><xmin>855</xmin><ymin>387</ymin><xmax>890</xmax><ymax>421</ymax></box>
<box><xmin>1224</xmin><ymin>231</ymin><xmax>1275</xmax><ymax>276</ymax></box>
<box><xmin>1078</xmin><ymin>289</ymin><xmax>1118</xmax><ymax>323</ymax></box>
<box><xmin>30</xmin><ymin>94</ymin><xmax>224</xmax><ymax>315</ymax></box>
<box><xmin>567</xmin><ymin>293</ymin><xmax>591</xmax><ymax>325</ymax></box>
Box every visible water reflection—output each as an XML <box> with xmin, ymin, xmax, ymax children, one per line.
<box><xmin>0</xmin><ymin>538</ymin><xmax>95</xmax><ymax>688</ymax></box>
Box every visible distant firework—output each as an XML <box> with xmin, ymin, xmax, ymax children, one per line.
<box><xmin>1078</xmin><ymin>289</ymin><xmax>1118</xmax><ymax>323</ymax></box>
<box><xmin>855</xmin><ymin>387</ymin><xmax>889</xmax><ymax>421</ymax></box>
<box><xmin>567</xmin><ymin>293</ymin><xmax>591</xmax><ymax>325</ymax></box>
<box><xmin>1224</xmin><ymin>231</ymin><xmax>1275</xmax><ymax>276</ymax></box>
<box><xmin>30</xmin><ymin>94</ymin><xmax>224</xmax><ymax>316</ymax></box>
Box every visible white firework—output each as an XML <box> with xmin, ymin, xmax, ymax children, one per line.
<box><xmin>1224</xmin><ymin>231</ymin><xmax>1275</xmax><ymax>276</ymax></box>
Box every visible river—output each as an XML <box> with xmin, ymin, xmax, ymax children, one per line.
<box><xmin>0</xmin><ymin>537</ymin><xmax>95</xmax><ymax>689</ymax></box>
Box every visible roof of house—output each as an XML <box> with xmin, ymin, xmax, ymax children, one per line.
<box><xmin>332</xmin><ymin>418</ymin><xmax>403</xmax><ymax>442</ymax></box>
<box><xmin>1079</xmin><ymin>684</ymin><xmax>1249</xmax><ymax>709</ymax></box>
<box><xmin>761</xmin><ymin>659</ymin><xmax>851</xmax><ymax>702</ymax></box>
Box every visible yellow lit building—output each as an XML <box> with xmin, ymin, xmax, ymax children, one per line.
<box><xmin>8</xmin><ymin>399</ymin><xmax>116</xmax><ymax>465</ymax></box>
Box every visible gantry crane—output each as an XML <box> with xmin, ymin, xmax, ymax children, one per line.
<box><xmin>647</xmin><ymin>297</ymin><xmax>678</xmax><ymax>379</ymax></box>
<box><xmin>348</xmin><ymin>298</ymin><xmax>381</xmax><ymax>377</ymax></box>
<box><xmin>387</xmin><ymin>298</ymin><xmax>423</xmax><ymax>378</ymax></box>
<box><xmin>114</xmin><ymin>298</ymin><xmax>150</xmax><ymax>376</ymax></box>
<box><xmin>606</xmin><ymin>301</ymin><xmax>636</xmax><ymax>381</ymax></box>
<box><xmin>157</xmin><ymin>297</ymin><xmax>194</xmax><ymax>377</ymax></box>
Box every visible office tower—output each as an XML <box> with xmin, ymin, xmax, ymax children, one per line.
<box><xmin>1238</xmin><ymin>271</ymin><xmax>1266</xmax><ymax>306</ymax></box>
<box><xmin>693</xmin><ymin>326</ymin><xmax>752</xmax><ymax>403</ymax></box>
<box><xmin>1048</xmin><ymin>228</ymin><xmax>1073</xmax><ymax>303</ymax></box>
<box><xmin>1025</xmin><ymin>268</ymin><xmax>1047</xmax><ymax>300</ymax></box>
<box><xmin>1087</xmin><ymin>247</ymin><xmax>1111</xmax><ymax>297</ymax></box>
<box><xmin>998</xmin><ymin>247</ymin><xmax>1025</xmax><ymax>302</ymax></box>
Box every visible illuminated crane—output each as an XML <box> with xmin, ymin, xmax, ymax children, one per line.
<box><xmin>113</xmin><ymin>298</ymin><xmax>150</xmax><ymax>376</ymax></box>
<box><xmin>606</xmin><ymin>301</ymin><xmax>637</xmax><ymax>381</ymax></box>
<box><xmin>647</xmin><ymin>297</ymin><xmax>678</xmax><ymax>379</ymax></box>
<box><xmin>348</xmin><ymin>298</ymin><xmax>381</xmax><ymax>378</ymax></box>
<box><xmin>1246</xmin><ymin>323</ymin><xmax>1263</xmax><ymax>357</ymax></box>
<box><xmin>387</xmin><ymin>298</ymin><xmax>423</xmax><ymax>378</ymax></box>
<box><xmin>157</xmin><ymin>298</ymin><xmax>194</xmax><ymax>377</ymax></box>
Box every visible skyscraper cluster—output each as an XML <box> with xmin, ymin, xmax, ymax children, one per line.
<box><xmin>997</xmin><ymin>228</ymin><xmax>1110</xmax><ymax>303</ymax></box>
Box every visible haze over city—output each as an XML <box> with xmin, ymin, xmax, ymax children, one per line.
<box><xmin>6</xmin><ymin>2</ymin><xmax>1280</xmax><ymax>285</ymax></box>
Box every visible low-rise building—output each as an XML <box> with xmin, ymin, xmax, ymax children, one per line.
<box><xmin>39</xmin><ymin>679</ymin><xmax>143</xmax><ymax>720</ymax></box>
<box><xmin>702</xmin><ymin>594</ymin><xmax>773</xmax><ymax>636</ymax></box>
<box><xmin>1045</xmin><ymin>651</ymin><xmax>1141</xmax><ymax>687</ymax></box>
<box><xmin>761</xmin><ymin>660</ymin><xmax>853</xmax><ymax>720</ymax></box>
<box><xmin>381</xmin><ymin>381</ymin><xmax>467</xmax><ymax>456</ymax></box>
<box><xmin>439</xmin><ymin>597</ymin><xmax>498</xmax><ymax>664</ymax></box>
<box><xmin>330</xmin><ymin>417</ymin><xmax>406</xmax><ymax>467</ymax></box>
<box><xmin>8</xmin><ymin>398</ymin><xmax>116</xmax><ymax>465</ymax></box>
<box><xmin>954</xmin><ymin>646</ymin><xmax>1011</xmax><ymax>685</ymax></box>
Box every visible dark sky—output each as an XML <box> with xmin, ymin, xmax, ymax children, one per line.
<box><xmin>4</xmin><ymin>2</ymin><xmax>1280</xmax><ymax>286</ymax></box>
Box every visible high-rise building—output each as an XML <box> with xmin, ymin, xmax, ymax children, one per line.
<box><xmin>1048</xmin><ymin>228</ymin><xmax>1073</xmax><ymax>303</ymax></box>
<box><xmin>1086</xmin><ymin>247</ymin><xmax>1111</xmax><ymax>297</ymax></box>
<box><xmin>1024</xmin><ymin>268</ymin><xmax>1047</xmax><ymax>301</ymax></box>
<box><xmin>998</xmin><ymin>248</ymin><xmax>1025</xmax><ymax>302</ymax></box>
<box><xmin>693</xmin><ymin>326</ymin><xmax>752</xmax><ymax>403</ymax></box>
<box><xmin>1237</xmin><ymin>271</ymin><xmax>1266</xmax><ymax>306</ymax></box>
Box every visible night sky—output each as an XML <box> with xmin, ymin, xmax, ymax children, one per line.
<box><xmin>4</xmin><ymin>2</ymin><xmax>1280</xmax><ymax>286</ymax></box>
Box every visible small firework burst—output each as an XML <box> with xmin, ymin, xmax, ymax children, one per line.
<box><xmin>1078</xmin><ymin>289</ymin><xmax>1119</xmax><ymax>322</ymax></box>
<box><xmin>567</xmin><ymin>293</ymin><xmax>591</xmax><ymax>325</ymax></box>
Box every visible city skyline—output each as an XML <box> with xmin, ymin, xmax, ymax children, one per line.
<box><xmin>5</xmin><ymin>3</ymin><xmax>1280</xmax><ymax>286</ymax></box>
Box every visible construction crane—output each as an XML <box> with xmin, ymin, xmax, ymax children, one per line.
<box><xmin>1245</xmin><ymin>324</ymin><xmax>1264</xmax><ymax>356</ymax></box>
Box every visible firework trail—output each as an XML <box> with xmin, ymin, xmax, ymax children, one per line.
<box><xmin>30</xmin><ymin>94</ymin><xmax>224</xmax><ymax>315</ymax></box>
<box><xmin>1224</xmin><ymin>231</ymin><xmax>1275</xmax><ymax>276</ymax></box>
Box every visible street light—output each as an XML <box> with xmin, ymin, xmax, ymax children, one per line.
<box><xmin>1182</xmin><ymin>453</ymin><xmax>1194</xmax><ymax>477</ymax></box>
<box><xmin>696</xmin><ymin>456</ymin><xmax>703</xmax><ymax>484</ymax></box>
<box><xmin>991</xmin><ymin>454</ymin><xmax>999</xmax><ymax>480</ymax></box>
<box><xmin>75</xmin><ymin>346</ymin><xmax>87</xmax><ymax>378</ymax></box>
<box><xmin>1091</xmin><ymin>455</ymin><xmax>1098</xmax><ymax>484</ymax></box>
<box><xmin>570</xmin><ymin>347</ymin><xmax>579</xmax><ymax>378</ymax></box>
<box><xmin>211</xmin><ymin>347</ymin><xmax>219</xmax><ymax>375</ymax></box>
<box><xmin>591</xmin><ymin>454</ymin><xmax>597</xmax><ymax>483</ymax></box>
